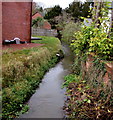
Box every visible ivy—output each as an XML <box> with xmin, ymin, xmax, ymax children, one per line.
<box><xmin>71</xmin><ymin>25</ymin><xmax>113</xmax><ymax>60</ymax></box>
<box><xmin>71</xmin><ymin>2</ymin><xmax>113</xmax><ymax>60</ymax></box>
<box><xmin>64</xmin><ymin>2</ymin><xmax>113</xmax><ymax>119</ymax></box>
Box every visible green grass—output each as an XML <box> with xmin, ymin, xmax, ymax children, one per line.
<box><xmin>31</xmin><ymin>35</ymin><xmax>62</xmax><ymax>52</ymax></box>
<box><xmin>2</xmin><ymin>36</ymin><xmax>61</xmax><ymax>64</ymax></box>
<box><xmin>2</xmin><ymin>36</ymin><xmax>62</xmax><ymax>119</ymax></box>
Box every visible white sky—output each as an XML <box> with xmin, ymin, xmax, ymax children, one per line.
<box><xmin>33</xmin><ymin>0</ymin><xmax>85</xmax><ymax>9</ymax></box>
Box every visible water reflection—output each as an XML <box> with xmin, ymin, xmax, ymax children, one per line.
<box><xmin>20</xmin><ymin>43</ymin><xmax>73</xmax><ymax>118</ymax></box>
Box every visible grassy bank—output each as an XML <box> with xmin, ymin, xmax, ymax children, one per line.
<box><xmin>2</xmin><ymin>36</ymin><xmax>62</xmax><ymax>119</ymax></box>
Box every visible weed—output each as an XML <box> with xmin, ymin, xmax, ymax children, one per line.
<box><xmin>2</xmin><ymin>36</ymin><xmax>62</xmax><ymax>119</ymax></box>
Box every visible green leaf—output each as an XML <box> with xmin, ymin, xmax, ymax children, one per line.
<box><xmin>87</xmin><ymin>99</ymin><xmax>91</xmax><ymax>103</ymax></box>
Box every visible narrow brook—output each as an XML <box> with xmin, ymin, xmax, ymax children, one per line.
<box><xmin>20</xmin><ymin>43</ymin><xmax>74</xmax><ymax>118</ymax></box>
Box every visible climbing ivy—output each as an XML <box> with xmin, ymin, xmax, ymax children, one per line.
<box><xmin>71</xmin><ymin>2</ymin><xmax>113</xmax><ymax>60</ymax></box>
<box><xmin>64</xmin><ymin>2</ymin><xmax>113</xmax><ymax>119</ymax></box>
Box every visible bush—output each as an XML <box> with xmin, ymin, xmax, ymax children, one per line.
<box><xmin>61</xmin><ymin>22</ymin><xmax>81</xmax><ymax>43</ymax></box>
<box><xmin>71</xmin><ymin>25</ymin><xmax>113</xmax><ymax>60</ymax></box>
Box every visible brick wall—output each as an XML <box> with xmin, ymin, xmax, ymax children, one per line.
<box><xmin>0</xmin><ymin>2</ymin><xmax>2</xmax><ymax>45</ymax></box>
<box><xmin>2</xmin><ymin>2</ymin><xmax>32</xmax><ymax>43</ymax></box>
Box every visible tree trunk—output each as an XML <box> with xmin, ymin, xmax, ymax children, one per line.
<box><xmin>110</xmin><ymin>2</ymin><xmax>113</xmax><ymax>32</ymax></box>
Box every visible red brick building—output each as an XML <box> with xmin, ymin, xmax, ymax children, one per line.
<box><xmin>32</xmin><ymin>12</ymin><xmax>51</xmax><ymax>30</ymax></box>
<box><xmin>0</xmin><ymin>2</ymin><xmax>2</xmax><ymax>45</ymax></box>
<box><xmin>2</xmin><ymin>2</ymin><xmax>32</xmax><ymax>43</ymax></box>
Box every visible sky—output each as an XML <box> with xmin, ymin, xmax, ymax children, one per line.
<box><xmin>33</xmin><ymin>0</ymin><xmax>85</xmax><ymax>9</ymax></box>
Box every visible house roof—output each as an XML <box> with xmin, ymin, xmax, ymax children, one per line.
<box><xmin>32</xmin><ymin>12</ymin><xmax>51</xmax><ymax>30</ymax></box>
<box><xmin>32</xmin><ymin>12</ymin><xmax>43</xmax><ymax>19</ymax></box>
<box><xmin>43</xmin><ymin>21</ymin><xmax>51</xmax><ymax>30</ymax></box>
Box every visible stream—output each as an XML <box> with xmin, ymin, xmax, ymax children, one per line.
<box><xmin>20</xmin><ymin>43</ymin><xmax>74</xmax><ymax>118</ymax></box>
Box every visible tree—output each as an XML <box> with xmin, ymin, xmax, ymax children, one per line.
<box><xmin>44</xmin><ymin>5</ymin><xmax>62</xmax><ymax>19</ymax></box>
<box><xmin>44</xmin><ymin>5</ymin><xmax>62</xmax><ymax>29</ymax></box>
<box><xmin>32</xmin><ymin>17</ymin><xmax>44</xmax><ymax>28</ymax></box>
<box><xmin>32</xmin><ymin>2</ymin><xmax>43</xmax><ymax>15</ymax></box>
<box><xmin>65</xmin><ymin>2</ymin><xmax>93</xmax><ymax>22</ymax></box>
<box><xmin>62</xmin><ymin>22</ymin><xmax>81</xmax><ymax>43</ymax></box>
<box><xmin>110</xmin><ymin>1</ymin><xmax>113</xmax><ymax>33</ymax></box>
<box><xmin>92</xmin><ymin>1</ymin><xmax>103</xmax><ymax>28</ymax></box>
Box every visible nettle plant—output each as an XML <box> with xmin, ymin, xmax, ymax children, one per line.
<box><xmin>71</xmin><ymin>2</ymin><xmax>113</xmax><ymax>60</ymax></box>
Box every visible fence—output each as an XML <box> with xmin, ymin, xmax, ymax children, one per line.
<box><xmin>32</xmin><ymin>28</ymin><xmax>58</xmax><ymax>37</ymax></box>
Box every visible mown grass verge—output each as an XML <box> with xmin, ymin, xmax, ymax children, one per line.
<box><xmin>2</xmin><ymin>36</ymin><xmax>62</xmax><ymax>119</ymax></box>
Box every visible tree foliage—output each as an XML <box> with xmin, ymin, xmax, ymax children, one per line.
<box><xmin>65</xmin><ymin>2</ymin><xmax>93</xmax><ymax>21</ymax></box>
<box><xmin>62</xmin><ymin>22</ymin><xmax>81</xmax><ymax>43</ymax></box>
<box><xmin>71</xmin><ymin>2</ymin><xmax>113</xmax><ymax>60</ymax></box>
<box><xmin>44</xmin><ymin>5</ymin><xmax>62</xmax><ymax>19</ymax></box>
<box><xmin>32</xmin><ymin>17</ymin><xmax>44</xmax><ymax>27</ymax></box>
<box><xmin>32</xmin><ymin>2</ymin><xmax>43</xmax><ymax>15</ymax></box>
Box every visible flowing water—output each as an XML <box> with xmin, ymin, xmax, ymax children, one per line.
<box><xmin>20</xmin><ymin>43</ymin><xmax>74</xmax><ymax>118</ymax></box>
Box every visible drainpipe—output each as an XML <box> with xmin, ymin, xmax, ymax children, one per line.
<box><xmin>29</xmin><ymin>1</ymin><xmax>33</xmax><ymax>43</ymax></box>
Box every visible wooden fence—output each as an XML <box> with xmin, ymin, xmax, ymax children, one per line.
<box><xmin>32</xmin><ymin>28</ymin><xmax>58</xmax><ymax>37</ymax></box>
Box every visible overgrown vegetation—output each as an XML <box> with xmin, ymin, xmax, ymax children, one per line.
<box><xmin>71</xmin><ymin>22</ymin><xmax>113</xmax><ymax>60</ymax></box>
<box><xmin>63</xmin><ymin>1</ymin><xmax>113</xmax><ymax>120</ymax></box>
<box><xmin>2</xmin><ymin>36</ymin><xmax>62</xmax><ymax>119</ymax></box>
<box><xmin>71</xmin><ymin>2</ymin><xmax>113</xmax><ymax>60</ymax></box>
<box><xmin>63</xmin><ymin>55</ymin><xmax>113</xmax><ymax>120</ymax></box>
<box><xmin>61</xmin><ymin>22</ymin><xmax>81</xmax><ymax>44</ymax></box>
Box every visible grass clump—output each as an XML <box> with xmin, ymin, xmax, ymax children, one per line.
<box><xmin>2</xmin><ymin>36</ymin><xmax>62</xmax><ymax>119</ymax></box>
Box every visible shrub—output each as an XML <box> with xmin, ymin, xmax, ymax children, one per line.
<box><xmin>61</xmin><ymin>22</ymin><xmax>81</xmax><ymax>43</ymax></box>
<box><xmin>71</xmin><ymin>23</ymin><xmax>113</xmax><ymax>60</ymax></box>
